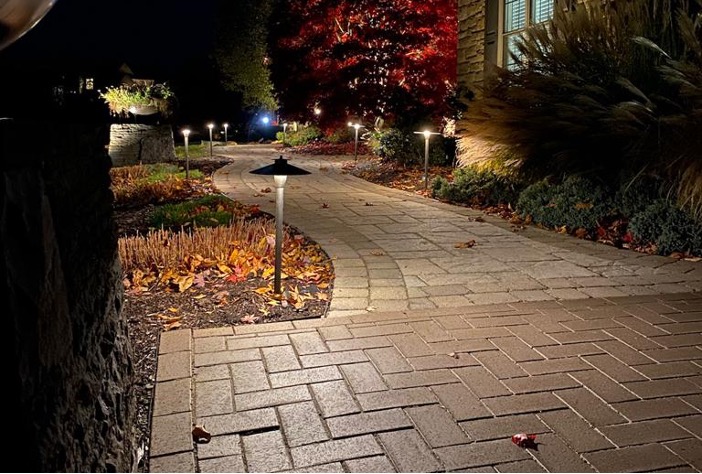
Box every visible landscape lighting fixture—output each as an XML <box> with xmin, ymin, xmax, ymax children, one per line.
<box><xmin>250</xmin><ymin>156</ymin><xmax>311</xmax><ymax>294</ymax></box>
<box><xmin>348</xmin><ymin>122</ymin><xmax>364</xmax><ymax>162</ymax></box>
<box><xmin>182</xmin><ymin>128</ymin><xmax>191</xmax><ymax>179</ymax></box>
<box><xmin>207</xmin><ymin>122</ymin><xmax>214</xmax><ymax>157</ymax></box>
<box><xmin>414</xmin><ymin>129</ymin><xmax>441</xmax><ymax>191</ymax></box>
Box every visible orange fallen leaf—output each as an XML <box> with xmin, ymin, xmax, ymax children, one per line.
<box><xmin>454</xmin><ymin>240</ymin><xmax>476</xmax><ymax>249</ymax></box>
<box><xmin>321</xmin><ymin>203</ymin><xmax>329</xmax><ymax>209</ymax></box>
<box><xmin>575</xmin><ymin>202</ymin><xmax>593</xmax><ymax>210</ymax></box>
<box><xmin>261</xmin><ymin>187</ymin><xmax>272</xmax><ymax>193</ymax></box>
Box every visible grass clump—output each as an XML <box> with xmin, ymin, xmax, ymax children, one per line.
<box><xmin>149</xmin><ymin>194</ymin><xmax>256</xmax><ymax>230</ymax></box>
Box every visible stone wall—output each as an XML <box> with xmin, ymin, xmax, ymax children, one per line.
<box><xmin>108</xmin><ymin>124</ymin><xmax>175</xmax><ymax>167</ymax></box>
<box><xmin>0</xmin><ymin>120</ymin><xmax>138</xmax><ymax>472</ymax></box>
<box><xmin>457</xmin><ymin>0</ymin><xmax>487</xmax><ymax>90</ymax></box>
<box><xmin>457</xmin><ymin>0</ymin><xmax>507</xmax><ymax>166</ymax></box>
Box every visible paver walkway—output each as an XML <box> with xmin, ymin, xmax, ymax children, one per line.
<box><xmin>212</xmin><ymin>145</ymin><xmax>702</xmax><ymax>317</ymax></box>
<box><xmin>149</xmin><ymin>145</ymin><xmax>702</xmax><ymax>472</ymax></box>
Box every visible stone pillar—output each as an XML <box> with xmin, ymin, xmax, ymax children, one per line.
<box><xmin>457</xmin><ymin>0</ymin><xmax>487</xmax><ymax>90</ymax></box>
<box><xmin>0</xmin><ymin>119</ymin><xmax>138</xmax><ymax>472</ymax></box>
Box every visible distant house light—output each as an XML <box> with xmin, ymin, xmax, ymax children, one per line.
<box><xmin>85</xmin><ymin>78</ymin><xmax>94</xmax><ymax>90</ymax></box>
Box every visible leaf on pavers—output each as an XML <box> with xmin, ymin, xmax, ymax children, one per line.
<box><xmin>253</xmin><ymin>193</ymin><xmax>263</xmax><ymax>197</ymax></box>
<box><xmin>192</xmin><ymin>425</ymin><xmax>212</xmax><ymax>444</ymax></box>
<box><xmin>321</xmin><ymin>203</ymin><xmax>329</xmax><ymax>208</ymax></box>
<box><xmin>261</xmin><ymin>187</ymin><xmax>272</xmax><ymax>193</ymax></box>
<box><xmin>366</xmin><ymin>306</ymin><xmax>377</xmax><ymax>312</ymax></box>
<box><xmin>512</xmin><ymin>433</ymin><xmax>538</xmax><ymax>450</ymax></box>
<box><xmin>370</xmin><ymin>250</ymin><xmax>385</xmax><ymax>256</ymax></box>
<box><xmin>454</xmin><ymin>240</ymin><xmax>476</xmax><ymax>249</ymax></box>
<box><xmin>365</xmin><ymin>202</ymin><xmax>374</xmax><ymax>206</ymax></box>
<box><xmin>470</xmin><ymin>216</ymin><xmax>485</xmax><ymax>222</ymax></box>
<box><xmin>511</xmin><ymin>225</ymin><xmax>526</xmax><ymax>232</ymax></box>
<box><xmin>447</xmin><ymin>352</ymin><xmax>460</xmax><ymax>359</ymax></box>
<box><xmin>685</xmin><ymin>256</ymin><xmax>702</xmax><ymax>262</ymax></box>
<box><xmin>557</xmin><ymin>225</ymin><xmax>568</xmax><ymax>234</ymax></box>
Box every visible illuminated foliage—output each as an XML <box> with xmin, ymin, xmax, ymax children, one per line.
<box><xmin>269</xmin><ymin>0</ymin><xmax>457</xmax><ymax>129</ymax></box>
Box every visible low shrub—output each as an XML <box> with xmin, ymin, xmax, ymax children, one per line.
<box><xmin>517</xmin><ymin>176</ymin><xmax>615</xmax><ymax>231</ymax></box>
<box><xmin>614</xmin><ymin>175</ymin><xmax>665</xmax><ymax>218</ymax></box>
<box><xmin>368</xmin><ymin>128</ymin><xmax>451</xmax><ymax>166</ymax></box>
<box><xmin>277</xmin><ymin>125</ymin><xmax>323</xmax><ymax>147</ymax></box>
<box><xmin>149</xmin><ymin>194</ymin><xmax>254</xmax><ymax>229</ymax></box>
<box><xmin>628</xmin><ymin>201</ymin><xmax>702</xmax><ymax>255</ymax></box>
<box><xmin>431</xmin><ymin>165</ymin><xmax>523</xmax><ymax>207</ymax></box>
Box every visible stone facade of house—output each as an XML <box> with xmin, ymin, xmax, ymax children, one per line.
<box><xmin>456</xmin><ymin>0</ymin><xmax>507</xmax><ymax>165</ymax></box>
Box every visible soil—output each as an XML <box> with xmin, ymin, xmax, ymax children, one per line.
<box><xmin>118</xmin><ymin>158</ymin><xmax>330</xmax><ymax>472</ymax></box>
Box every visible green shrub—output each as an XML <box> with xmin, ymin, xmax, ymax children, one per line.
<box><xmin>368</xmin><ymin>128</ymin><xmax>419</xmax><ymax>165</ymax></box>
<box><xmin>431</xmin><ymin>166</ymin><xmax>523</xmax><ymax>207</ymax></box>
<box><xmin>368</xmin><ymin>128</ymin><xmax>452</xmax><ymax>166</ymax></box>
<box><xmin>628</xmin><ymin>201</ymin><xmax>702</xmax><ymax>255</ymax></box>
<box><xmin>279</xmin><ymin>126</ymin><xmax>323</xmax><ymax>147</ymax></box>
<box><xmin>517</xmin><ymin>176</ymin><xmax>615</xmax><ymax>231</ymax></box>
<box><xmin>614</xmin><ymin>175</ymin><xmax>665</xmax><ymax>218</ymax></box>
<box><xmin>150</xmin><ymin>194</ymin><xmax>239</xmax><ymax>229</ymax></box>
<box><xmin>326</xmin><ymin>127</ymin><xmax>354</xmax><ymax>144</ymax></box>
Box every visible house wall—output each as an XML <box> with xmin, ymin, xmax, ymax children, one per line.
<box><xmin>457</xmin><ymin>0</ymin><xmax>487</xmax><ymax>90</ymax></box>
<box><xmin>456</xmin><ymin>0</ymin><xmax>506</xmax><ymax>166</ymax></box>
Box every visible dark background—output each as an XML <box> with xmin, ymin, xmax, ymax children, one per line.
<box><xmin>0</xmin><ymin>0</ymin><xmax>244</xmax><ymax>137</ymax></box>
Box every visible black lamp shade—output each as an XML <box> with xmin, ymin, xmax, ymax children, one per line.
<box><xmin>250</xmin><ymin>156</ymin><xmax>311</xmax><ymax>176</ymax></box>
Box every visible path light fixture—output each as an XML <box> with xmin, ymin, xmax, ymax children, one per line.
<box><xmin>348</xmin><ymin>122</ymin><xmax>363</xmax><ymax>162</ymax></box>
<box><xmin>182</xmin><ymin>128</ymin><xmax>191</xmax><ymax>179</ymax></box>
<box><xmin>207</xmin><ymin>123</ymin><xmax>214</xmax><ymax>157</ymax></box>
<box><xmin>250</xmin><ymin>156</ymin><xmax>311</xmax><ymax>295</ymax></box>
<box><xmin>282</xmin><ymin>122</ymin><xmax>288</xmax><ymax>142</ymax></box>
<box><xmin>223</xmin><ymin>123</ymin><xmax>229</xmax><ymax>145</ymax></box>
<box><xmin>414</xmin><ymin>129</ymin><xmax>442</xmax><ymax>191</ymax></box>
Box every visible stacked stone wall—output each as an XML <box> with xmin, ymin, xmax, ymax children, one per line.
<box><xmin>108</xmin><ymin>123</ymin><xmax>175</xmax><ymax>166</ymax></box>
<box><xmin>0</xmin><ymin>120</ymin><xmax>138</xmax><ymax>472</ymax></box>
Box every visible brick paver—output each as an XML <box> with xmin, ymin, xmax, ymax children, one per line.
<box><xmin>149</xmin><ymin>146</ymin><xmax>702</xmax><ymax>472</ymax></box>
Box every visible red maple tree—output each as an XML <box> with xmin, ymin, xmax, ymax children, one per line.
<box><xmin>269</xmin><ymin>0</ymin><xmax>457</xmax><ymax>130</ymax></box>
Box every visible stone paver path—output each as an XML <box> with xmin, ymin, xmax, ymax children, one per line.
<box><xmin>151</xmin><ymin>293</ymin><xmax>702</xmax><ymax>472</ymax></box>
<box><xmin>212</xmin><ymin>145</ymin><xmax>702</xmax><ymax>318</ymax></box>
<box><xmin>148</xmin><ymin>145</ymin><xmax>702</xmax><ymax>472</ymax></box>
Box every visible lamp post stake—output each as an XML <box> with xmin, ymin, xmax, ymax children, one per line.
<box><xmin>182</xmin><ymin>129</ymin><xmax>191</xmax><ymax>180</ymax></box>
<box><xmin>274</xmin><ymin>183</ymin><xmax>285</xmax><ymax>294</ymax></box>
<box><xmin>424</xmin><ymin>135</ymin><xmax>430</xmax><ymax>191</ymax></box>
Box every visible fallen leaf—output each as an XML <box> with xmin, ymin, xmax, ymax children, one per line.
<box><xmin>164</xmin><ymin>320</ymin><xmax>182</xmax><ymax>331</ymax></box>
<box><xmin>321</xmin><ymin>203</ymin><xmax>329</xmax><ymax>209</ymax></box>
<box><xmin>261</xmin><ymin>187</ymin><xmax>272</xmax><ymax>193</ymax></box>
<box><xmin>365</xmin><ymin>202</ymin><xmax>374</xmax><ymax>206</ymax></box>
<box><xmin>557</xmin><ymin>225</ymin><xmax>568</xmax><ymax>234</ymax></box>
<box><xmin>575</xmin><ymin>202</ymin><xmax>593</xmax><ymax>210</ymax></box>
<box><xmin>370</xmin><ymin>250</ymin><xmax>385</xmax><ymax>256</ymax></box>
<box><xmin>192</xmin><ymin>426</ymin><xmax>211</xmax><ymax>444</ymax></box>
<box><xmin>574</xmin><ymin>228</ymin><xmax>588</xmax><ymax>239</ymax></box>
<box><xmin>511</xmin><ymin>433</ymin><xmax>537</xmax><ymax>449</ymax></box>
<box><xmin>240</xmin><ymin>315</ymin><xmax>258</xmax><ymax>324</ymax></box>
<box><xmin>454</xmin><ymin>240</ymin><xmax>476</xmax><ymax>249</ymax></box>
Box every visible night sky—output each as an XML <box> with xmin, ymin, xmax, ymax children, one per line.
<box><xmin>2</xmin><ymin>0</ymin><xmax>218</xmax><ymax>80</ymax></box>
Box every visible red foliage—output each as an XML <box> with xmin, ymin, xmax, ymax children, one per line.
<box><xmin>269</xmin><ymin>0</ymin><xmax>457</xmax><ymax>129</ymax></box>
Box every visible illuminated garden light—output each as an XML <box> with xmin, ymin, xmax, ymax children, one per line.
<box><xmin>414</xmin><ymin>129</ymin><xmax>441</xmax><ymax>191</ymax></box>
<box><xmin>207</xmin><ymin>122</ymin><xmax>214</xmax><ymax>157</ymax></box>
<box><xmin>182</xmin><ymin>128</ymin><xmax>191</xmax><ymax>179</ymax></box>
